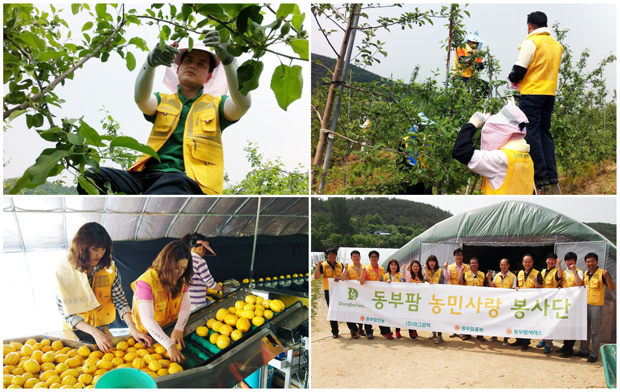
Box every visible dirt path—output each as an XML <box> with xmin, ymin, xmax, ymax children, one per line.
<box><xmin>311</xmin><ymin>288</ymin><xmax>609</xmax><ymax>389</ymax></box>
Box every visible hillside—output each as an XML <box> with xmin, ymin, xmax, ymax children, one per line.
<box><xmin>584</xmin><ymin>222</ymin><xmax>617</xmax><ymax>245</ymax></box>
<box><xmin>3</xmin><ymin>178</ymin><xmax>77</xmax><ymax>195</ymax></box>
<box><xmin>311</xmin><ymin>53</ymin><xmax>390</xmax><ymax>91</ymax></box>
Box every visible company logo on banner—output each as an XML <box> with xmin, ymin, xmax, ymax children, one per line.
<box><xmin>327</xmin><ymin>280</ymin><xmax>587</xmax><ymax>339</ymax></box>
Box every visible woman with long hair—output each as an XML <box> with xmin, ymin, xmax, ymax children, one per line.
<box><xmin>180</xmin><ymin>233</ymin><xmax>221</xmax><ymax>311</ymax></box>
<box><xmin>55</xmin><ymin>222</ymin><xmax>152</xmax><ymax>353</ymax></box>
<box><xmin>406</xmin><ymin>260</ymin><xmax>425</xmax><ymax>339</ymax></box>
<box><xmin>131</xmin><ymin>240</ymin><xmax>193</xmax><ymax>363</ymax></box>
<box><xmin>424</xmin><ymin>255</ymin><xmax>444</xmax><ymax>344</ymax></box>
<box><xmin>380</xmin><ymin>259</ymin><xmax>406</xmax><ymax>339</ymax></box>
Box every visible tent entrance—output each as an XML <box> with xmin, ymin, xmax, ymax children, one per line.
<box><xmin>462</xmin><ymin>243</ymin><xmax>554</xmax><ymax>273</ymax></box>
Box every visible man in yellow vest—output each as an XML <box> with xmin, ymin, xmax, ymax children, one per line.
<box><xmin>79</xmin><ymin>31</ymin><xmax>251</xmax><ymax>195</ymax></box>
<box><xmin>359</xmin><ymin>250</ymin><xmax>385</xmax><ymax>340</ymax></box>
<box><xmin>512</xmin><ymin>254</ymin><xmax>542</xmax><ymax>350</ymax></box>
<box><xmin>340</xmin><ymin>250</ymin><xmax>367</xmax><ymax>339</ymax></box>
<box><xmin>576</xmin><ymin>253</ymin><xmax>615</xmax><ymax>363</ymax></box>
<box><xmin>443</xmin><ymin>248</ymin><xmax>469</xmax><ymax>338</ymax></box>
<box><xmin>314</xmin><ymin>247</ymin><xmax>343</xmax><ymax>339</ymax></box>
<box><xmin>507</xmin><ymin>11</ymin><xmax>563</xmax><ymax>187</ymax></box>
<box><xmin>558</xmin><ymin>252</ymin><xmax>583</xmax><ymax>358</ymax></box>
<box><xmin>486</xmin><ymin>258</ymin><xmax>516</xmax><ymax>346</ymax></box>
<box><xmin>453</xmin><ymin>31</ymin><xmax>488</xmax><ymax>98</ymax></box>
<box><xmin>457</xmin><ymin>257</ymin><xmax>488</xmax><ymax>341</ymax></box>
<box><xmin>536</xmin><ymin>253</ymin><xmax>563</xmax><ymax>352</ymax></box>
<box><xmin>452</xmin><ymin>105</ymin><xmax>534</xmax><ymax>195</ymax></box>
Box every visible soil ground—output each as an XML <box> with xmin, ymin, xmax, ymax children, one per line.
<box><xmin>310</xmin><ymin>280</ymin><xmax>610</xmax><ymax>389</ymax></box>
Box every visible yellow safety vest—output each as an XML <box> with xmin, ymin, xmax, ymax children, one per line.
<box><xmin>382</xmin><ymin>272</ymin><xmax>403</xmax><ymax>282</ymax></box>
<box><xmin>518</xmin><ymin>32</ymin><xmax>563</xmax><ymax>95</ymax></box>
<box><xmin>541</xmin><ymin>267</ymin><xmax>560</xmax><ymax>288</ymax></box>
<box><xmin>321</xmin><ymin>261</ymin><xmax>343</xmax><ymax>291</ymax></box>
<box><xmin>365</xmin><ymin>265</ymin><xmax>385</xmax><ymax>282</ymax></box>
<box><xmin>493</xmin><ymin>272</ymin><xmax>515</xmax><ymax>288</ymax></box>
<box><xmin>129</xmin><ymin>93</ymin><xmax>225</xmax><ymax>195</ymax></box>
<box><xmin>584</xmin><ymin>268</ymin><xmax>606</xmax><ymax>306</ymax></box>
<box><xmin>347</xmin><ymin>263</ymin><xmax>365</xmax><ymax>280</ymax></box>
<box><xmin>448</xmin><ymin>263</ymin><xmax>469</xmax><ymax>285</ymax></box>
<box><xmin>561</xmin><ymin>268</ymin><xmax>582</xmax><ymax>288</ymax></box>
<box><xmin>517</xmin><ymin>269</ymin><xmax>540</xmax><ymax>289</ymax></box>
<box><xmin>68</xmin><ymin>266</ymin><xmax>117</xmax><ymax>329</ymax></box>
<box><xmin>426</xmin><ymin>268</ymin><xmax>442</xmax><ymax>284</ymax></box>
<box><xmin>131</xmin><ymin>268</ymin><xmax>185</xmax><ymax>332</ymax></box>
<box><xmin>482</xmin><ymin>149</ymin><xmax>534</xmax><ymax>195</ymax></box>
<box><xmin>464</xmin><ymin>270</ymin><xmax>485</xmax><ymax>287</ymax></box>
<box><xmin>454</xmin><ymin>47</ymin><xmax>483</xmax><ymax>78</ymax></box>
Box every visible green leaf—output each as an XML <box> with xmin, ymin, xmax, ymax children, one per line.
<box><xmin>291</xmin><ymin>12</ymin><xmax>306</xmax><ymax>31</ymax></box>
<box><xmin>3</xmin><ymin>52</ymin><xmax>20</xmax><ymax>63</ymax></box>
<box><xmin>110</xmin><ymin>136</ymin><xmax>160</xmax><ymax>161</ymax></box>
<box><xmin>17</xmin><ymin>32</ymin><xmax>44</xmax><ymax>51</ymax></box>
<box><xmin>78</xmin><ymin>176</ymin><xmax>100</xmax><ymax>195</ymax></box>
<box><xmin>276</xmin><ymin>4</ymin><xmax>296</xmax><ymax>19</ymax></box>
<box><xmin>128</xmin><ymin>37</ymin><xmax>147</xmax><ymax>51</ymax></box>
<box><xmin>237</xmin><ymin>60</ymin><xmax>263</xmax><ymax>96</ymax></box>
<box><xmin>79</xmin><ymin>120</ymin><xmax>106</xmax><ymax>147</ymax></box>
<box><xmin>159</xmin><ymin>36</ymin><xmax>165</xmax><ymax>53</ymax></box>
<box><xmin>181</xmin><ymin>4</ymin><xmax>192</xmax><ymax>22</ymax></box>
<box><xmin>125</xmin><ymin>51</ymin><xmax>136</xmax><ymax>71</ymax></box>
<box><xmin>82</xmin><ymin>21</ymin><xmax>93</xmax><ymax>31</ymax></box>
<box><xmin>10</xmin><ymin>147</ymin><xmax>72</xmax><ymax>193</ymax></box>
<box><xmin>38</xmin><ymin>51</ymin><xmax>65</xmax><ymax>62</ymax></box>
<box><xmin>32</xmin><ymin>113</ymin><xmax>44</xmax><ymax>128</ymax></box>
<box><xmin>270</xmin><ymin>64</ymin><xmax>303</xmax><ymax>110</ymax></box>
<box><xmin>188</xmin><ymin>37</ymin><xmax>193</xmax><ymax>52</ymax></box>
<box><xmin>95</xmin><ymin>3</ymin><xmax>106</xmax><ymax>18</ymax></box>
<box><xmin>71</xmin><ymin>4</ymin><xmax>80</xmax><ymax>14</ymax></box>
<box><xmin>197</xmin><ymin>4</ymin><xmax>223</xmax><ymax>15</ymax></box>
<box><xmin>8</xmin><ymin>110</ymin><xmax>27</xmax><ymax>121</ymax></box>
<box><xmin>67</xmin><ymin>132</ymin><xmax>84</xmax><ymax>145</ymax></box>
<box><xmin>288</xmin><ymin>39</ymin><xmax>308</xmax><ymax>60</ymax></box>
<box><xmin>237</xmin><ymin>5</ymin><xmax>263</xmax><ymax>33</ymax></box>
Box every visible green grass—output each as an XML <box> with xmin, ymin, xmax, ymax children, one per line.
<box><xmin>311</xmin><ymin>278</ymin><xmax>320</xmax><ymax>320</ymax></box>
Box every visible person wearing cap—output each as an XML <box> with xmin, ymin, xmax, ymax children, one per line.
<box><xmin>180</xmin><ymin>232</ymin><xmax>221</xmax><ymax>311</ymax></box>
<box><xmin>452</xmin><ymin>105</ymin><xmax>535</xmax><ymax>195</ymax></box>
<box><xmin>396</xmin><ymin>112</ymin><xmax>434</xmax><ymax>194</ymax></box>
<box><xmin>79</xmin><ymin>31</ymin><xmax>251</xmax><ymax>195</ymax></box>
<box><xmin>314</xmin><ymin>247</ymin><xmax>343</xmax><ymax>339</ymax></box>
<box><xmin>507</xmin><ymin>11</ymin><xmax>563</xmax><ymax>187</ymax></box>
<box><xmin>454</xmin><ymin>31</ymin><xmax>489</xmax><ymax>96</ymax></box>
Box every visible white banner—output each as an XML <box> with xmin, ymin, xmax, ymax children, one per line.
<box><xmin>326</xmin><ymin>280</ymin><xmax>587</xmax><ymax>339</ymax></box>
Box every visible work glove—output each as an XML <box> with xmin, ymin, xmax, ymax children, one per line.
<box><xmin>146</xmin><ymin>44</ymin><xmax>180</xmax><ymax>68</ymax></box>
<box><xmin>506</xmin><ymin>76</ymin><xmax>520</xmax><ymax>90</ymax></box>
<box><xmin>468</xmin><ymin>112</ymin><xmax>490</xmax><ymax>128</ymax></box>
<box><xmin>203</xmin><ymin>30</ymin><xmax>234</xmax><ymax>65</ymax></box>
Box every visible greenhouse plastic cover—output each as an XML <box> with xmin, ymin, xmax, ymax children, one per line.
<box><xmin>383</xmin><ymin>200</ymin><xmax>616</xmax><ymax>283</ymax></box>
<box><xmin>3</xmin><ymin>196</ymin><xmax>308</xmax><ymax>253</ymax></box>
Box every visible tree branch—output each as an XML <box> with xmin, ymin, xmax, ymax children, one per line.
<box><xmin>136</xmin><ymin>14</ymin><xmax>203</xmax><ymax>35</ymax></box>
<box><xmin>313</xmin><ymin>11</ymin><xmax>340</xmax><ymax>58</ymax></box>
<box><xmin>311</xmin><ymin>104</ymin><xmax>323</xmax><ymax>123</ymax></box>
<box><xmin>320</xmin><ymin>128</ymin><xmax>407</xmax><ymax>155</ymax></box>
<box><xmin>4</xmin><ymin>17</ymin><xmax>128</xmax><ymax>120</ymax></box>
<box><xmin>264</xmin><ymin>48</ymin><xmax>307</xmax><ymax>61</ymax></box>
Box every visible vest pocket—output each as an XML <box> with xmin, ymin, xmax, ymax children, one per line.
<box><xmin>187</xmin><ymin>138</ymin><xmax>224</xmax><ymax>194</ymax></box>
<box><xmin>153</xmin><ymin>104</ymin><xmax>180</xmax><ymax>134</ymax></box>
<box><xmin>192</xmin><ymin>108</ymin><xmax>217</xmax><ymax>136</ymax></box>
<box><xmin>154</xmin><ymin>302</ymin><xmax>167</xmax><ymax>323</ymax></box>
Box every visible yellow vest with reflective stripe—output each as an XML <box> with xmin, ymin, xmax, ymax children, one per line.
<box><xmin>425</xmin><ymin>268</ymin><xmax>441</xmax><ymax>284</ymax></box>
<box><xmin>321</xmin><ymin>261</ymin><xmax>343</xmax><ymax>291</ymax></box>
<box><xmin>541</xmin><ymin>267</ymin><xmax>560</xmax><ymax>288</ymax></box>
<box><xmin>382</xmin><ymin>272</ymin><xmax>403</xmax><ymax>282</ymax></box>
<box><xmin>584</xmin><ymin>269</ymin><xmax>606</xmax><ymax>306</ymax></box>
<box><xmin>365</xmin><ymin>265</ymin><xmax>385</xmax><ymax>282</ymax></box>
<box><xmin>517</xmin><ymin>269</ymin><xmax>540</xmax><ymax>288</ymax></box>
<box><xmin>482</xmin><ymin>149</ymin><xmax>534</xmax><ymax>195</ymax></box>
<box><xmin>131</xmin><ymin>268</ymin><xmax>185</xmax><ymax>332</ymax></box>
<box><xmin>70</xmin><ymin>266</ymin><xmax>116</xmax><ymax>329</ymax></box>
<box><xmin>464</xmin><ymin>270</ymin><xmax>485</xmax><ymax>286</ymax></box>
<box><xmin>561</xmin><ymin>268</ymin><xmax>582</xmax><ymax>287</ymax></box>
<box><xmin>129</xmin><ymin>93</ymin><xmax>224</xmax><ymax>194</ymax></box>
<box><xmin>493</xmin><ymin>272</ymin><xmax>515</xmax><ymax>288</ymax></box>
<box><xmin>347</xmin><ymin>263</ymin><xmax>365</xmax><ymax>280</ymax></box>
<box><xmin>518</xmin><ymin>32</ymin><xmax>563</xmax><ymax>95</ymax></box>
<box><xmin>448</xmin><ymin>263</ymin><xmax>469</xmax><ymax>285</ymax></box>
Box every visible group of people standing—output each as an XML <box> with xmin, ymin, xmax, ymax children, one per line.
<box><xmin>55</xmin><ymin>222</ymin><xmax>222</xmax><ymax>363</ymax></box>
<box><xmin>316</xmin><ymin>247</ymin><xmax>614</xmax><ymax>363</ymax></box>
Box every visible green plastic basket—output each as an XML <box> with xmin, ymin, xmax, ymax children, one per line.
<box><xmin>601</xmin><ymin>344</ymin><xmax>617</xmax><ymax>389</ymax></box>
<box><xmin>94</xmin><ymin>368</ymin><xmax>158</xmax><ymax>389</ymax></box>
